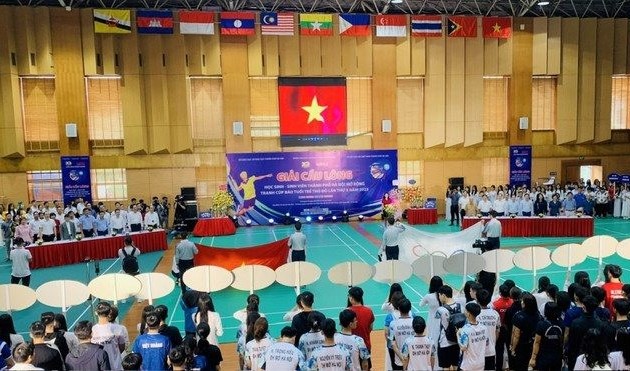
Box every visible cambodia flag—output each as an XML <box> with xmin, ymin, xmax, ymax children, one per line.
<box><xmin>278</xmin><ymin>77</ymin><xmax>347</xmax><ymax>147</ymax></box>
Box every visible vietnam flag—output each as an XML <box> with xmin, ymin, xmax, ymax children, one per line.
<box><xmin>447</xmin><ymin>16</ymin><xmax>477</xmax><ymax>37</ymax></box>
<box><xmin>278</xmin><ymin>77</ymin><xmax>347</xmax><ymax>147</ymax></box>
<box><xmin>482</xmin><ymin>17</ymin><xmax>512</xmax><ymax>38</ymax></box>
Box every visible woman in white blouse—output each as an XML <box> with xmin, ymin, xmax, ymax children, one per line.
<box><xmin>419</xmin><ymin>276</ymin><xmax>443</xmax><ymax>348</ymax></box>
<box><xmin>193</xmin><ymin>293</ymin><xmax>223</xmax><ymax>346</ymax></box>
<box><xmin>458</xmin><ymin>191</ymin><xmax>470</xmax><ymax>218</ymax></box>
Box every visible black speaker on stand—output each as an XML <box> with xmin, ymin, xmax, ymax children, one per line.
<box><xmin>449</xmin><ymin>177</ymin><xmax>465</xmax><ymax>190</ymax></box>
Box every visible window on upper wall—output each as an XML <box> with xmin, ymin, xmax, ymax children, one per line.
<box><xmin>347</xmin><ymin>77</ymin><xmax>372</xmax><ymax>136</ymax></box>
<box><xmin>189</xmin><ymin>77</ymin><xmax>224</xmax><ymax>148</ymax></box>
<box><xmin>397</xmin><ymin>160</ymin><xmax>422</xmax><ymax>188</ymax></box>
<box><xmin>483</xmin><ymin>76</ymin><xmax>509</xmax><ymax>132</ymax></box>
<box><xmin>250</xmin><ymin>77</ymin><xmax>280</xmax><ymax>137</ymax></box>
<box><xmin>20</xmin><ymin>76</ymin><xmax>60</xmax><ymax>152</ymax></box>
<box><xmin>532</xmin><ymin>76</ymin><xmax>557</xmax><ymax>131</ymax></box>
<box><xmin>397</xmin><ymin>77</ymin><xmax>424</xmax><ymax>133</ymax></box>
<box><xmin>85</xmin><ymin>77</ymin><xmax>124</xmax><ymax>147</ymax></box>
<box><xmin>482</xmin><ymin>158</ymin><xmax>509</xmax><ymax>187</ymax></box>
<box><xmin>27</xmin><ymin>171</ymin><xmax>63</xmax><ymax>202</ymax></box>
<box><xmin>91</xmin><ymin>168</ymin><xmax>127</xmax><ymax>202</ymax></box>
<box><xmin>611</xmin><ymin>75</ymin><xmax>630</xmax><ymax>130</ymax></box>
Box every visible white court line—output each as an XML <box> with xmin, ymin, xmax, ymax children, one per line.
<box><xmin>328</xmin><ymin>225</ymin><xmax>425</xmax><ymax>303</ymax></box>
<box><xmin>271</xmin><ymin>228</ymin><xmax>278</xmax><ymax>242</ymax></box>
<box><xmin>168</xmin><ymin>293</ymin><xmax>182</xmax><ymax>326</ymax></box>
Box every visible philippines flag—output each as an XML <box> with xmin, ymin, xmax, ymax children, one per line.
<box><xmin>338</xmin><ymin>13</ymin><xmax>370</xmax><ymax>36</ymax></box>
<box><xmin>220</xmin><ymin>11</ymin><xmax>256</xmax><ymax>35</ymax></box>
<box><xmin>411</xmin><ymin>15</ymin><xmax>442</xmax><ymax>37</ymax></box>
<box><xmin>261</xmin><ymin>12</ymin><xmax>294</xmax><ymax>35</ymax></box>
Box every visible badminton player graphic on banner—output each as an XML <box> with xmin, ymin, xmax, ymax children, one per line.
<box><xmin>227</xmin><ymin>150</ymin><xmax>398</xmax><ymax>225</ymax></box>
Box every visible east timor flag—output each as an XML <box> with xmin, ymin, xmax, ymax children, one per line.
<box><xmin>482</xmin><ymin>17</ymin><xmax>512</xmax><ymax>38</ymax></box>
<box><xmin>278</xmin><ymin>77</ymin><xmax>347</xmax><ymax>147</ymax></box>
<box><xmin>447</xmin><ymin>16</ymin><xmax>477</xmax><ymax>37</ymax></box>
<box><xmin>94</xmin><ymin>9</ymin><xmax>131</xmax><ymax>33</ymax></box>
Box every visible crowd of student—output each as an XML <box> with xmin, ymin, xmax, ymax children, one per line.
<box><xmin>1</xmin><ymin>263</ymin><xmax>629</xmax><ymax>370</ymax></box>
<box><xmin>445</xmin><ymin>180</ymin><xmax>630</xmax><ymax>225</ymax></box>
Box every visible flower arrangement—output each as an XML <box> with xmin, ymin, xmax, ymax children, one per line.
<box><xmin>211</xmin><ymin>190</ymin><xmax>235</xmax><ymax>217</ymax></box>
<box><xmin>383</xmin><ymin>204</ymin><xmax>397</xmax><ymax>217</ymax></box>
<box><xmin>400</xmin><ymin>186</ymin><xmax>424</xmax><ymax>208</ymax></box>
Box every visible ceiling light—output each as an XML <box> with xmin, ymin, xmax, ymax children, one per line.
<box><xmin>391</xmin><ymin>0</ymin><xmax>403</xmax><ymax>4</ymax></box>
<box><xmin>538</xmin><ymin>1</ymin><xmax>550</xmax><ymax>5</ymax></box>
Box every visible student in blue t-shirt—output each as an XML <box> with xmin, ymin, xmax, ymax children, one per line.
<box><xmin>132</xmin><ymin>313</ymin><xmax>171</xmax><ymax>371</ymax></box>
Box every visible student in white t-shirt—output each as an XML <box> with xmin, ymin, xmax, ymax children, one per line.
<box><xmin>389</xmin><ymin>298</ymin><xmax>415</xmax><ymax>370</ymax></box>
<box><xmin>457</xmin><ymin>302</ymin><xmax>487</xmax><ymax>371</ymax></box>
<box><xmin>401</xmin><ymin>316</ymin><xmax>435</xmax><ymax>371</ymax></box>
<box><xmin>573</xmin><ymin>328</ymin><xmax>613</xmax><ymax>370</ymax></box>
<box><xmin>245</xmin><ymin>318</ymin><xmax>274</xmax><ymax>371</ymax></box>
<box><xmin>261</xmin><ymin>326</ymin><xmax>305</xmax><ymax>370</ymax></box>
<box><xmin>476</xmin><ymin>289</ymin><xmax>501</xmax><ymax>371</ymax></box>
<box><xmin>298</xmin><ymin>312</ymin><xmax>325</xmax><ymax>361</ymax></box>
<box><xmin>306</xmin><ymin>318</ymin><xmax>351</xmax><ymax>371</ymax></box>
<box><xmin>334</xmin><ymin>310</ymin><xmax>370</xmax><ymax>371</ymax></box>
<box><xmin>9</xmin><ymin>238</ymin><xmax>32</xmax><ymax>287</ymax></box>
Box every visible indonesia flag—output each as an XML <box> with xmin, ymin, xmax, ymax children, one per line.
<box><xmin>411</xmin><ymin>15</ymin><xmax>442</xmax><ymax>37</ymax></box>
<box><xmin>375</xmin><ymin>15</ymin><xmax>407</xmax><ymax>37</ymax></box>
<box><xmin>179</xmin><ymin>11</ymin><xmax>215</xmax><ymax>34</ymax></box>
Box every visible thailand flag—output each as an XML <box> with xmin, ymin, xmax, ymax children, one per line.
<box><xmin>411</xmin><ymin>15</ymin><xmax>442</xmax><ymax>37</ymax></box>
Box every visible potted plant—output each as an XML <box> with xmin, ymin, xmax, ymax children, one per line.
<box><xmin>211</xmin><ymin>190</ymin><xmax>235</xmax><ymax>218</ymax></box>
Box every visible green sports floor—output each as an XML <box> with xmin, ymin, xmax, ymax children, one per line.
<box><xmin>1</xmin><ymin>218</ymin><xmax>629</xmax><ymax>344</ymax></box>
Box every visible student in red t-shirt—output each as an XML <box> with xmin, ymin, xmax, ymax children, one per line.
<box><xmin>602</xmin><ymin>264</ymin><xmax>624</xmax><ymax>318</ymax></box>
<box><xmin>492</xmin><ymin>284</ymin><xmax>513</xmax><ymax>371</ymax></box>
<box><xmin>347</xmin><ymin>286</ymin><xmax>375</xmax><ymax>364</ymax></box>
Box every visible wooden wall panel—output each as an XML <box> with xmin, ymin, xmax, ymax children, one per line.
<box><xmin>203</xmin><ymin>33</ymin><xmax>221</xmax><ymax>75</ymax></box>
<box><xmin>356</xmin><ymin>36</ymin><xmax>372</xmax><ymax>76</ymax></box>
<box><xmin>410</xmin><ymin>38</ymin><xmax>425</xmax><ymax>76</ymax></box>
<box><xmin>13</xmin><ymin>7</ymin><xmax>38</xmax><ymax>75</ymax></box>
<box><xmin>33</xmin><ymin>7</ymin><xmax>53</xmax><ymax>74</ymax></box>
<box><xmin>101</xmin><ymin>35</ymin><xmax>116</xmax><ymax>75</ymax></box>
<box><xmin>556</xmin><ymin>18</ymin><xmax>579</xmax><ymax>144</ymax></box>
<box><xmin>532</xmin><ymin>17</ymin><xmax>548</xmax><ymax>75</ymax></box>
<box><xmin>424</xmin><ymin>36</ymin><xmax>446</xmax><ymax>148</ymax></box>
<box><xmin>508</xmin><ymin>18</ymin><xmax>533</xmax><ymax>145</ymax></box>
<box><xmin>165</xmin><ymin>35</ymin><xmax>193</xmax><ymax>153</ymax></box>
<box><xmin>594</xmin><ymin>19</ymin><xmax>613</xmax><ymax>143</ymax></box>
<box><xmin>119</xmin><ymin>31</ymin><xmax>148</xmax><ymax>155</ymax></box>
<box><xmin>185</xmin><ymin>35</ymin><xmax>203</xmax><ymax>75</ymax></box>
<box><xmin>341</xmin><ymin>37</ymin><xmax>358</xmax><ymax>76</ymax></box>
<box><xmin>0</xmin><ymin>7</ymin><xmax>25</xmax><ymax>158</ymax></box>
<box><xmin>465</xmin><ymin>34</ymin><xmax>483</xmax><ymax>147</ymax></box>
<box><xmin>547</xmin><ymin>18</ymin><xmax>562</xmax><ymax>75</ymax></box>
<box><xmin>221</xmin><ymin>38</ymin><xmax>252</xmax><ymax>153</ymax></box>
<box><xmin>247</xmin><ymin>25</ymin><xmax>263</xmax><ymax>76</ymax></box>
<box><xmin>445</xmin><ymin>38</ymin><xmax>465</xmax><ymax>147</ymax></box>
<box><xmin>300</xmin><ymin>37</ymin><xmax>322</xmax><ymax>76</ymax></box>
<box><xmin>484</xmin><ymin>39</ymin><xmax>498</xmax><ymax>75</ymax></box>
<box><xmin>613</xmin><ymin>19</ymin><xmax>628</xmax><ymax>75</ymax></box>
<box><xmin>321</xmin><ymin>27</ymin><xmax>341</xmax><ymax>76</ymax></box>
<box><xmin>278</xmin><ymin>31</ymin><xmax>300</xmax><ymax>76</ymax></box>
<box><xmin>396</xmin><ymin>36</ymin><xmax>411</xmax><ymax>76</ymax></box>
<box><xmin>576</xmin><ymin>18</ymin><xmax>596</xmax><ymax>144</ymax></box>
<box><xmin>262</xmin><ymin>36</ymin><xmax>279</xmax><ymax>76</ymax></box>
<box><xmin>371</xmin><ymin>39</ymin><xmax>397</xmax><ymax>149</ymax></box>
<box><xmin>80</xmin><ymin>8</ymin><xmax>97</xmax><ymax>76</ymax></box>
<box><xmin>50</xmin><ymin>9</ymin><xmax>89</xmax><ymax>155</ymax></box>
<box><xmin>347</xmin><ymin>135</ymin><xmax>372</xmax><ymax>149</ymax></box>
<box><xmin>498</xmin><ymin>37</ymin><xmax>512</xmax><ymax>75</ymax></box>
<box><xmin>140</xmin><ymin>36</ymin><xmax>170</xmax><ymax>154</ymax></box>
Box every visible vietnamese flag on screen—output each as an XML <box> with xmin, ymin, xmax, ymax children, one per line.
<box><xmin>278</xmin><ymin>77</ymin><xmax>347</xmax><ymax>147</ymax></box>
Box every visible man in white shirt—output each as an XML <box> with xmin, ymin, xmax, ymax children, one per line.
<box><xmin>110</xmin><ymin>209</ymin><xmax>126</xmax><ymax>235</ymax></box>
<box><xmin>390</xmin><ymin>298</ymin><xmax>415</xmax><ymax>370</ymax></box>
<box><xmin>175</xmin><ymin>233</ymin><xmax>198</xmax><ymax>294</ymax></box>
<box><xmin>482</xmin><ymin>211</ymin><xmax>502</xmax><ymax>251</ymax></box>
<box><xmin>380</xmin><ymin>216</ymin><xmax>406</xmax><ymax>261</ymax></box>
<box><xmin>476</xmin><ymin>289</ymin><xmax>501</xmax><ymax>371</ymax></box>
<box><xmin>28</xmin><ymin>213</ymin><xmax>43</xmax><ymax>242</ymax></box>
<box><xmin>39</xmin><ymin>214</ymin><xmax>56</xmax><ymax>242</ymax></box>
<box><xmin>457</xmin><ymin>302</ymin><xmax>487</xmax><ymax>371</ymax></box>
<box><xmin>335</xmin><ymin>310</ymin><xmax>370</xmax><ymax>371</ymax></box>
<box><xmin>401</xmin><ymin>316</ymin><xmax>435</xmax><ymax>371</ymax></box>
<box><xmin>127</xmin><ymin>206</ymin><xmax>143</xmax><ymax>232</ymax></box>
<box><xmin>262</xmin><ymin>327</ymin><xmax>305</xmax><ymax>370</ymax></box>
<box><xmin>143</xmin><ymin>206</ymin><xmax>160</xmax><ymax>229</ymax></box>
<box><xmin>288</xmin><ymin>222</ymin><xmax>307</xmax><ymax>262</ymax></box>
<box><xmin>10</xmin><ymin>238</ymin><xmax>32</xmax><ymax>287</ymax></box>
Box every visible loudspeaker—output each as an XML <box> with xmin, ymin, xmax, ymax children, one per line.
<box><xmin>184</xmin><ymin>202</ymin><xmax>198</xmax><ymax>219</ymax></box>
<box><xmin>381</xmin><ymin>120</ymin><xmax>392</xmax><ymax>133</ymax></box>
<box><xmin>180</xmin><ymin>187</ymin><xmax>196</xmax><ymax>201</ymax></box>
<box><xmin>519</xmin><ymin>117</ymin><xmax>529</xmax><ymax>130</ymax></box>
<box><xmin>232</xmin><ymin>121</ymin><xmax>244</xmax><ymax>135</ymax></box>
<box><xmin>65</xmin><ymin>123</ymin><xmax>77</xmax><ymax>138</ymax></box>
<box><xmin>449</xmin><ymin>177</ymin><xmax>464</xmax><ymax>190</ymax></box>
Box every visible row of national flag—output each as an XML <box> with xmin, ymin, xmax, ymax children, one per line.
<box><xmin>94</xmin><ymin>9</ymin><xmax>512</xmax><ymax>38</ymax></box>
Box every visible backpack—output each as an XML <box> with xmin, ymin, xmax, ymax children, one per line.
<box><xmin>441</xmin><ymin>303</ymin><xmax>466</xmax><ymax>343</ymax></box>
<box><xmin>542</xmin><ymin>321</ymin><xmax>563</xmax><ymax>352</ymax></box>
<box><xmin>122</xmin><ymin>247</ymin><xmax>139</xmax><ymax>274</ymax></box>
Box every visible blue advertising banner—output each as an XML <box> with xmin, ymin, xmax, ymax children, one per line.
<box><xmin>509</xmin><ymin>145</ymin><xmax>532</xmax><ymax>187</ymax></box>
<box><xmin>227</xmin><ymin>150</ymin><xmax>398</xmax><ymax>225</ymax></box>
<box><xmin>61</xmin><ymin>156</ymin><xmax>92</xmax><ymax>205</ymax></box>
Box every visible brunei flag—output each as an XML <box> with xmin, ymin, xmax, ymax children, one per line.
<box><xmin>93</xmin><ymin>9</ymin><xmax>131</xmax><ymax>34</ymax></box>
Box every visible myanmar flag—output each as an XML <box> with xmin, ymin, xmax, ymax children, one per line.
<box><xmin>93</xmin><ymin>9</ymin><xmax>131</xmax><ymax>33</ymax></box>
<box><xmin>278</xmin><ymin>77</ymin><xmax>347</xmax><ymax>147</ymax></box>
<box><xmin>299</xmin><ymin>13</ymin><xmax>333</xmax><ymax>36</ymax></box>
